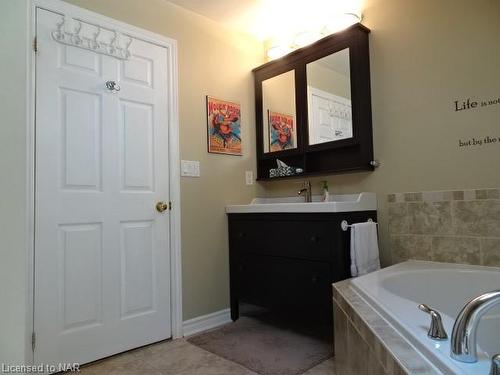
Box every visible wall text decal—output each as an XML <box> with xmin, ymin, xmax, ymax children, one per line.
<box><xmin>459</xmin><ymin>135</ymin><xmax>499</xmax><ymax>148</ymax></box>
<box><xmin>454</xmin><ymin>96</ymin><xmax>500</xmax><ymax>112</ymax></box>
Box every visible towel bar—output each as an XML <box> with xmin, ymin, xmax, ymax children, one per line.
<box><xmin>341</xmin><ymin>218</ymin><xmax>375</xmax><ymax>231</ymax></box>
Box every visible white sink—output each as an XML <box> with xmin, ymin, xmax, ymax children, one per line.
<box><xmin>226</xmin><ymin>192</ymin><xmax>377</xmax><ymax>213</ymax></box>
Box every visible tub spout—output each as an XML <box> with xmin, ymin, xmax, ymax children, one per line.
<box><xmin>491</xmin><ymin>354</ymin><xmax>500</xmax><ymax>375</ymax></box>
<box><xmin>451</xmin><ymin>290</ymin><xmax>500</xmax><ymax>363</ymax></box>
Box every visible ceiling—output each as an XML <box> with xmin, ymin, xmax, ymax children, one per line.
<box><xmin>167</xmin><ymin>0</ymin><xmax>264</xmax><ymax>38</ymax></box>
<box><xmin>167</xmin><ymin>0</ymin><xmax>364</xmax><ymax>42</ymax></box>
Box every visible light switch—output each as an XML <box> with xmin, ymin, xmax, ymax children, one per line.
<box><xmin>245</xmin><ymin>171</ymin><xmax>254</xmax><ymax>185</ymax></box>
<box><xmin>181</xmin><ymin>160</ymin><xmax>200</xmax><ymax>177</ymax></box>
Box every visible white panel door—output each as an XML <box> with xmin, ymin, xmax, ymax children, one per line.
<box><xmin>34</xmin><ymin>8</ymin><xmax>171</xmax><ymax>367</ymax></box>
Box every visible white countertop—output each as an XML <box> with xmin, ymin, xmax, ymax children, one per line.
<box><xmin>226</xmin><ymin>192</ymin><xmax>377</xmax><ymax>213</ymax></box>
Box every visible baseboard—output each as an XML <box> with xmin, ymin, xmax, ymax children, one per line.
<box><xmin>183</xmin><ymin>308</ymin><xmax>231</xmax><ymax>337</ymax></box>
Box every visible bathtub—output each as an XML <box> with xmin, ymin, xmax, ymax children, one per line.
<box><xmin>352</xmin><ymin>261</ymin><xmax>500</xmax><ymax>375</ymax></box>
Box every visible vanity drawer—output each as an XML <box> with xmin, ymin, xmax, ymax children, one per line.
<box><xmin>229</xmin><ymin>219</ymin><xmax>334</xmax><ymax>261</ymax></box>
<box><xmin>236</xmin><ymin>254</ymin><xmax>331</xmax><ymax>314</ymax></box>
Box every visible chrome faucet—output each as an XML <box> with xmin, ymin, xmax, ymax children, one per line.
<box><xmin>297</xmin><ymin>181</ymin><xmax>312</xmax><ymax>202</ymax></box>
<box><xmin>491</xmin><ymin>354</ymin><xmax>500</xmax><ymax>375</ymax></box>
<box><xmin>451</xmin><ymin>290</ymin><xmax>500</xmax><ymax>363</ymax></box>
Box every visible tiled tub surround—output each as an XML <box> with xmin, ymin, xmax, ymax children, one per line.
<box><xmin>333</xmin><ymin>261</ymin><xmax>500</xmax><ymax>375</ymax></box>
<box><xmin>333</xmin><ymin>277</ymin><xmax>438</xmax><ymax>375</ymax></box>
<box><xmin>387</xmin><ymin>189</ymin><xmax>500</xmax><ymax>266</ymax></box>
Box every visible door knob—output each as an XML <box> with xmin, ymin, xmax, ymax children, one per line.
<box><xmin>156</xmin><ymin>201</ymin><xmax>169</xmax><ymax>213</ymax></box>
<box><xmin>105</xmin><ymin>80</ymin><xmax>121</xmax><ymax>92</ymax></box>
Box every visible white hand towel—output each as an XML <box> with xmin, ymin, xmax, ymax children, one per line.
<box><xmin>350</xmin><ymin>222</ymin><xmax>380</xmax><ymax>277</ymax></box>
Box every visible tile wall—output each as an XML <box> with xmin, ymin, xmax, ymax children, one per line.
<box><xmin>387</xmin><ymin>189</ymin><xmax>500</xmax><ymax>266</ymax></box>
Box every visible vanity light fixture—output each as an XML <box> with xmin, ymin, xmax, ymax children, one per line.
<box><xmin>324</xmin><ymin>12</ymin><xmax>361</xmax><ymax>34</ymax></box>
<box><xmin>266</xmin><ymin>12</ymin><xmax>362</xmax><ymax>60</ymax></box>
<box><xmin>266</xmin><ymin>44</ymin><xmax>294</xmax><ymax>59</ymax></box>
<box><xmin>293</xmin><ymin>30</ymin><xmax>322</xmax><ymax>48</ymax></box>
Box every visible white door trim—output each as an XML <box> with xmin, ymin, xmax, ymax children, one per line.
<box><xmin>26</xmin><ymin>0</ymin><xmax>183</xmax><ymax>363</ymax></box>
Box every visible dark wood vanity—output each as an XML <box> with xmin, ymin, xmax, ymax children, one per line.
<box><xmin>253</xmin><ymin>23</ymin><xmax>374</xmax><ymax>180</ymax></box>
<box><xmin>228</xmin><ymin>210</ymin><xmax>377</xmax><ymax>323</ymax></box>
<box><xmin>227</xmin><ymin>22</ymin><xmax>377</xmax><ymax>337</ymax></box>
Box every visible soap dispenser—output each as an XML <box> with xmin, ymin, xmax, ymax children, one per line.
<box><xmin>321</xmin><ymin>181</ymin><xmax>329</xmax><ymax>202</ymax></box>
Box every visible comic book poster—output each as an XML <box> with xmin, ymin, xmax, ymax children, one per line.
<box><xmin>268</xmin><ymin>110</ymin><xmax>296</xmax><ymax>152</ymax></box>
<box><xmin>207</xmin><ymin>96</ymin><xmax>242</xmax><ymax>155</ymax></box>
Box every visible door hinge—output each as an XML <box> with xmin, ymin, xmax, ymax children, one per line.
<box><xmin>32</xmin><ymin>332</ymin><xmax>36</xmax><ymax>351</ymax></box>
<box><xmin>169</xmin><ymin>201</ymin><xmax>172</xmax><ymax>210</ymax></box>
<box><xmin>33</xmin><ymin>37</ymin><xmax>38</xmax><ymax>53</ymax></box>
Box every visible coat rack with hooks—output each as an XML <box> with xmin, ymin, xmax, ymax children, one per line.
<box><xmin>51</xmin><ymin>15</ymin><xmax>132</xmax><ymax>60</ymax></box>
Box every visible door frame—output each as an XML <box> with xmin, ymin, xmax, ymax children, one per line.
<box><xmin>25</xmin><ymin>0</ymin><xmax>183</xmax><ymax>364</ymax></box>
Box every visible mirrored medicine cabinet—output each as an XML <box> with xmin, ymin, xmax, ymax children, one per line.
<box><xmin>253</xmin><ymin>23</ymin><xmax>374</xmax><ymax>180</ymax></box>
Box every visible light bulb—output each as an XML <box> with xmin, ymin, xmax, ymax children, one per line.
<box><xmin>267</xmin><ymin>45</ymin><xmax>293</xmax><ymax>60</ymax></box>
<box><xmin>294</xmin><ymin>30</ymin><xmax>322</xmax><ymax>48</ymax></box>
<box><xmin>324</xmin><ymin>12</ymin><xmax>361</xmax><ymax>34</ymax></box>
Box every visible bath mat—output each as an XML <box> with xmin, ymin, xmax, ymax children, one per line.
<box><xmin>187</xmin><ymin>311</ymin><xmax>333</xmax><ymax>375</ymax></box>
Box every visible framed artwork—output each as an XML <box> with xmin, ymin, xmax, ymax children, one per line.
<box><xmin>268</xmin><ymin>110</ymin><xmax>296</xmax><ymax>152</ymax></box>
<box><xmin>206</xmin><ymin>96</ymin><xmax>242</xmax><ymax>155</ymax></box>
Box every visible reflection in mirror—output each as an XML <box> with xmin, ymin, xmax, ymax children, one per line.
<box><xmin>307</xmin><ymin>48</ymin><xmax>352</xmax><ymax>145</ymax></box>
<box><xmin>262</xmin><ymin>70</ymin><xmax>297</xmax><ymax>153</ymax></box>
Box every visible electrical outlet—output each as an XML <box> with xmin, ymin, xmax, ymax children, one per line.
<box><xmin>181</xmin><ymin>160</ymin><xmax>200</xmax><ymax>177</ymax></box>
<box><xmin>245</xmin><ymin>171</ymin><xmax>254</xmax><ymax>185</ymax></box>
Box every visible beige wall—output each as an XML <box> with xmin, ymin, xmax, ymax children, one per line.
<box><xmin>258</xmin><ymin>0</ymin><xmax>500</xmax><ymax>267</ymax></box>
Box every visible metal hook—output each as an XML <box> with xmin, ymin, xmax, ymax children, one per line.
<box><xmin>91</xmin><ymin>27</ymin><xmax>101</xmax><ymax>50</ymax></box>
<box><xmin>72</xmin><ymin>20</ymin><xmax>82</xmax><ymax>45</ymax></box>
<box><xmin>56</xmin><ymin>16</ymin><xmax>66</xmax><ymax>31</ymax></box>
<box><xmin>73</xmin><ymin>20</ymin><xmax>82</xmax><ymax>34</ymax></box>
<box><xmin>124</xmin><ymin>36</ymin><xmax>133</xmax><ymax>58</ymax></box>
<box><xmin>108</xmin><ymin>31</ymin><xmax>118</xmax><ymax>54</ymax></box>
<box><xmin>53</xmin><ymin>16</ymin><xmax>66</xmax><ymax>40</ymax></box>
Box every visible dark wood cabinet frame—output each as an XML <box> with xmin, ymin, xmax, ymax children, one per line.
<box><xmin>253</xmin><ymin>23</ymin><xmax>374</xmax><ymax>181</ymax></box>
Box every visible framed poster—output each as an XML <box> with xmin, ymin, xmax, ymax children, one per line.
<box><xmin>207</xmin><ymin>96</ymin><xmax>242</xmax><ymax>155</ymax></box>
<box><xmin>268</xmin><ymin>110</ymin><xmax>296</xmax><ymax>152</ymax></box>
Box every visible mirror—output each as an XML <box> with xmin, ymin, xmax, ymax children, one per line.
<box><xmin>262</xmin><ymin>70</ymin><xmax>297</xmax><ymax>153</ymax></box>
<box><xmin>307</xmin><ymin>48</ymin><xmax>352</xmax><ymax>145</ymax></box>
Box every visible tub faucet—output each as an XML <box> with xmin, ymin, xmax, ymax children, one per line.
<box><xmin>298</xmin><ymin>181</ymin><xmax>312</xmax><ymax>202</ymax></box>
<box><xmin>451</xmin><ymin>290</ymin><xmax>500</xmax><ymax>363</ymax></box>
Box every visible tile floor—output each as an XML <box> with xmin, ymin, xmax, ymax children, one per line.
<box><xmin>80</xmin><ymin>338</ymin><xmax>336</xmax><ymax>375</ymax></box>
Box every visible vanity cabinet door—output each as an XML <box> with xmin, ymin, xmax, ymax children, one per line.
<box><xmin>235</xmin><ymin>254</ymin><xmax>331</xmax><ymax>320</ymax></box>
<box><xmin>230</xmin><ymin>219</ymin><xmax>333</xmax><ymax>261</ymax></box>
